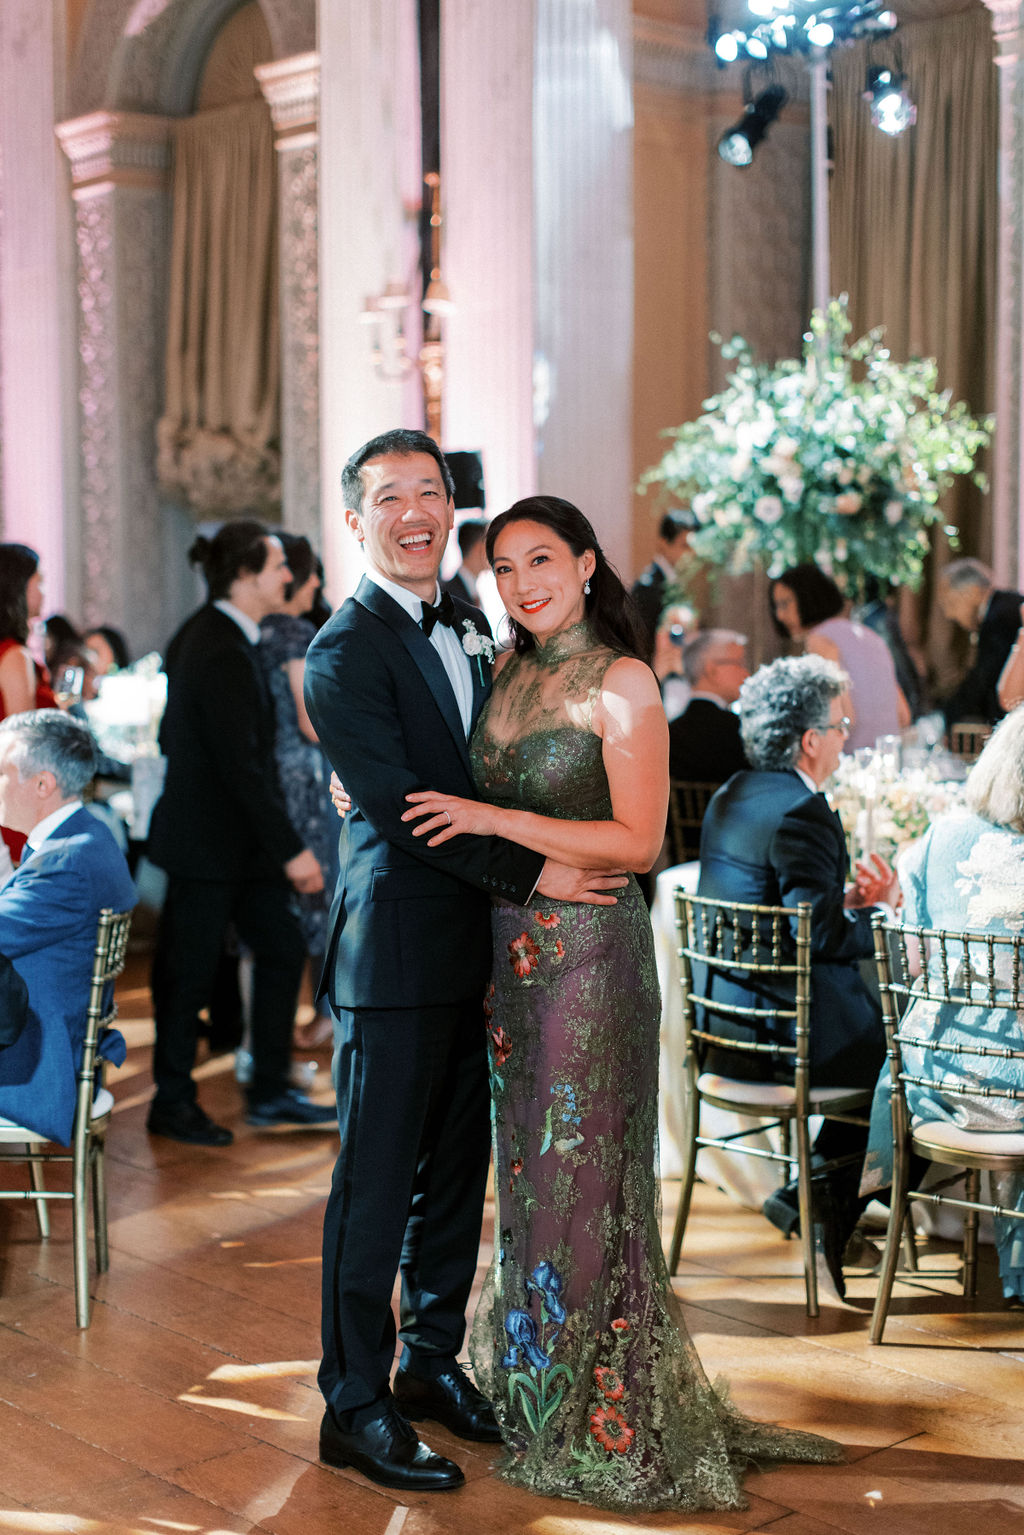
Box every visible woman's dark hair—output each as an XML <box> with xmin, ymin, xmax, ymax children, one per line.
<box><xmin>485</xmin><ymin>496</ymin><xmax>647</xmax><ymax>659</ymax></box>
<box><xmin>770</xmin><ymin>562</ymin><xmax>844</xmax><ymax>638</ymax></box>
<box><xmin>85</xmin><ymin>624</ymin><xmax>131</xmax><ymax>670</ymax></box>
<box><xmin>44</xmin><ymin>613</ymin><xmax>81</xmax><ymax>665</ymax></box>
<box><xmin>0</xmin><ymin>543</ymin><xmax>40</xmax><ymax>645</ymax></box>
<box><xmin>189</xmin><ymin>519</ymin><xmax>269</xmax><ymax>601</ymax></box>
<box><xmin>278</xmin><ymin>532</ymin><xmax>315</xmax><ymax>603</ymax></box>
<box><xmin>308</xmin><ymin>559</ymin><xmax>332</xmax><ymax>632</ymax></box>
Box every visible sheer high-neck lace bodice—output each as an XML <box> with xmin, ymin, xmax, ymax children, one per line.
<box><xmin>467</xmin><ymin>623</ymin><xmax>840</xmax><ymax>1512</ymax></box>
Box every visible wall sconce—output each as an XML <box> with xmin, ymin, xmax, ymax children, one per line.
<box><xmin>360</xmin><ymin>172</ymin><xmax>453</xmax><ymax>440</ymax></box>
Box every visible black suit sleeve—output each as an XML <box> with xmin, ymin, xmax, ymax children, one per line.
<box><xmin>198</xmin><ymin>640</ymin><xmax>303</xmax><ymax>867</ymax></box>
<box><xmin>305</xmin><ymin>624</ymin><xmax>544</xmax><ymax>904</ymax></box>
<box><xmin>770</xmin><ymin>794</ymin><xmax>875</xmax><ymax>962</ymax></box>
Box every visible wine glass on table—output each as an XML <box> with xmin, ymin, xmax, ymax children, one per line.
<box><xmin>53</xmin><ymin>665</ymin><xmax>85</xmax><ymax>709</ymax></box>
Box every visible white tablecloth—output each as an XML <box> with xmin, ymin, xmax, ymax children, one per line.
<box><xmin>653</xmin><ymin>863</ymin><xmax>790</xmax><ymax>1208</ymax></box>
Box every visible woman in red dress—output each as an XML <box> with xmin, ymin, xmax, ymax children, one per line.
<box><xmin>0</xmin><ymin>544</ymin><xmax>56</xmax><ymax>869</ymax></box>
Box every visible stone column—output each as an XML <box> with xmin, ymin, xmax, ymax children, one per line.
<box><xmin>983</xmin><ymin>0</ymin><xmax>1024</xmax><ymax>587</ymax></box>
<box><xmin>318</xmin><ymin>0</ymin><xmax>424</xmax><ymax>599</ymax></box>
<box><xmin>0</xmin><ymin>0</ymin><xmax>75</xmax><ymax>609</ymax></box>
<box><xmin>56</xmin><ymin>111</ymin><xmax>174</xmax><ymax>655</ymax></box>
<box><xmin>442</xmin><ymin>0</ymin><xmax>634</xmax><ymax>574</ymax></box>
<box><xmin>256</xmin><ymin>52</ymin><xmax>321</xmax><ymax>545</ymax></box>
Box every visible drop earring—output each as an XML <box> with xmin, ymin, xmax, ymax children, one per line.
<box><xmin>583</xmin><ymin>579</ymin><xmax>591</xmax><ymax>595</ymax></box>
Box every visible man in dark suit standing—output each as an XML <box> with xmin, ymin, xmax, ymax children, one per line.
<box><xmin>630</xmin><ymin>509</ymin><xmax>695</xmax><ymax>661</ymax></box>
<box><xmin>304</xmin><ymin>428</ymin><xmax>625</xmax><ymax>1493</ymax></box>
<box><xmin>938</xmin><ymin>557</ymin><xmax>1024</xmax><ymax>730</ymax></box>
<box><xmin>0</xmin><ymin>710</ymin><xmax>133</xmax><ymax>1143</ymax></box>
<box><xmin>442</xmin><ymin>518</ymin><xmax>488</xmax><ymax>607</ymax></box>
<box><xmin>147</xmin><ymin>521</ymin><xmax>333</xmax><ymax>1147</ymax></box>
<box><xmin>698</xmin><ymin>654</ymin><xmax>898</xmax><ymax>1297</ymax></box>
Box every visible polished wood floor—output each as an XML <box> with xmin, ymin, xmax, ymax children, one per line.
<box><xmin>2</xmin><ymin>953</ymin><xmax>1024</xmax><ymax>1534</ymax></box>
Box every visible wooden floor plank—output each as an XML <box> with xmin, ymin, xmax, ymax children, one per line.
<box><xmin>2</xmin><ymin>953</ymin><xmax>1023</xmax><ymax>1534</ymax></box>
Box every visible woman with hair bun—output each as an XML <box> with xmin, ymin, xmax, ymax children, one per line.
<box><xmin>401</xmin><ymin>496</ymin><xmax>838</xmax><ymax>1511</ymax></box>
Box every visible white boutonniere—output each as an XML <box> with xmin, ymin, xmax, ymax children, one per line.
<box><xmin>461</xmin><ymin>619</ymin><xmax>496</xmax><ymax>684</ymax></box>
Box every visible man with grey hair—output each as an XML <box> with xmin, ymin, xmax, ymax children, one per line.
<box><xmin>937</xmin><ymin>557</ymin><xmax>1023</xmax><ymax>731</ymax></box>
<box><xmin>0</xmin><ymin>710</ymin><xmax>136</xmax><ymax>1146</ymax></box>
<box><xmin>668</xmin><ymin>630</ymin><xmax>750</xmax><ymax>788</ymax></box>
<box><xmin>697</xmin><ymin>655</ymin><xmax>897</xmax><ymax>1299</ymax></box>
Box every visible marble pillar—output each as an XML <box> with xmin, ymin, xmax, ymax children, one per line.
<box><xmin>56</xmin><ymin>111</ymin><xmax>175</xmax><ymax>656</ymax></box>
<box><xmin>442</xmin><ymin>0</ymin><xmax>634</xmax><ymax>574</ymax></box>
<box><xmin>317</xmin><ymin>0</ymin><xmax>424</xmax><ymax>600</ymax></box>
<box><xmin>0</xmin><ymin>0</ymin><xmax>75</xmax><ymax>611</ymax></box>
<box><xmin>984</xmin><ymin>0</ymin><xmax>1024</xmax><ymax>587</ymax></box>
<box><xmin>256</xmin><ymin>52</ymin><xmax>321</xmax><ymax>546</ymax></box>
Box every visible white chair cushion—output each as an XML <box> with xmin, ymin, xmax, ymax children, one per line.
<box><xmin>912</xmin><ymin>1119</ymin><xmax>1024</xmax><ymax>1157</ymax></box>
<box><xmin>697</xmin><ymin>1073</ymin><xmax>868</xmax><ymax>1110</ymax></box>
<box><xmin>0</xmin><ymin>1088</ymin><xmax>115</xmax><ymax>1140</ymax></box>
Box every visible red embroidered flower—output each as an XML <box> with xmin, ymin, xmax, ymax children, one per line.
<box><xmin>552</xmin><ymin>939</ymin><xmax>565</xmax><ymax>960</ymax></box>
<box><xmin>508</xmin><ymin>932</ymin><xmax>541</xmax><ymax>978</ymax></box>
<box><xmin>593</xmin><ymin>1366</ymin><xmax>624</xmax><ymax>1402</ymax></box>
<box><xmin>482</xmin><ymin>983</ymin><xmax>495</xmax><ymax>1020</ymax></box>
<box><xmin>610</xmin><ymin>1317</ymin><xmax>630</xmax><ymax>1333</ymax></box>
<box><xmin>511</xmin><ymin>1158</ymin><xmax>523</xmax><ymax>1176</ymax></box>
<box><xmin>534</xmin><ymin>911</ymin><xmax>561</xmax><ymax>929</ymax></box>
<box><xmin>589</xmin><ymin>1404</ymin><xmax>634</xmax><ymax>1453</ymax></box>
<box><xmin>488</xmin><ymin>1024</ymin><xmax>512</xmax><ymax>1068</ymax></box>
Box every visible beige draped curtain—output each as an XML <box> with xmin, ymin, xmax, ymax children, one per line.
<box><xmin>156</xmin><ymin>97</ymin><xmax>280</xmax><ymax>517</ymax></box>
<box><xmin>830</xmin><ymin>5</ymin><xmax>997</xmax><ymax>692</ymax></box>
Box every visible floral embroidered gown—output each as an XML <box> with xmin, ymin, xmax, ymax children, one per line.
<box><xmin>469</xmin><ymin>621</ymin><xmax>840</xmax><ymax>1512</ymax></box>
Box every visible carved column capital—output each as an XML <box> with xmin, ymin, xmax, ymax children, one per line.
<box><xmin>55</xmin><ymin>110</ymin><xmax>172</xmax><ymax>194</ymax></box>
<box><xmin>255</xmin><ymin>51</ymin><xmax>320</xmax><ymax>151</ymax></box>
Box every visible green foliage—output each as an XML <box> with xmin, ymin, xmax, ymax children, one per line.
<box><xmin>640</xmin><ymin>298</ymin><xmax>992</xmax><ymax>593</ymax></box>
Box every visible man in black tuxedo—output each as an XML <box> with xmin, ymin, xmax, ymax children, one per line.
<box><xmin>667</xmin><ymin>630</ymin><xmax>750</xmax><ymax>860</ymax></box>
<box><xmin>697</xmin><ymin>654</ymin><xmax>898</xmax><ymax>1297</ymax></box>
<box><xmin>630</xmin><ymin>509</ymin><xmax>696</xmax><ymax>661</ymax></box>
<box><xmin>304</xmin><ymin>428</ymin><xmax>625</xmax><ymax>1492</ymax></box>
<box><xmin>147</xmin><ymin>522</ymin><xmax>333</xmax><ymax>1146</ymax></box>
<box><xmin>938</xmin><ymin>557</ymin><xmax>1024</xmax><ymax>730</ymax></box>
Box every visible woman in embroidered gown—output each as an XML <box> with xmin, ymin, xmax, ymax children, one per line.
<box><xmin>403</xmin><ymin>497</ymin><xmax>839</xmax><ymax>1513</ymax></box>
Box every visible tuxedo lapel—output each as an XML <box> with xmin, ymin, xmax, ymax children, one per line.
<box><xmin>355</xmin><ymin>577</ymin><xmax>471</xmax><ymax>768</ymax></box>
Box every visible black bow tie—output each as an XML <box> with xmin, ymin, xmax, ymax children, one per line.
<box><xmin>421</xmin><ymin>591</ymin><xmax>458</xmax><ymax>636</ymax></box>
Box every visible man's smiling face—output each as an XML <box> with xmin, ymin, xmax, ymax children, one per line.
<box><xmin>346</xmin><ymin>451</ymin><xmax>455</xmax><ymax>600</ymax></box>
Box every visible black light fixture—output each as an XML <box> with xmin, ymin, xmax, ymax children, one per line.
<box><xmin>863</xmin><ymin>63</ymin><xmax>916</xmax><ymax>135</ymax></box>
<box><xmin>718</xmin><ymin>83</ymin><xmax>789</xmax><ymax>167</ymax></box>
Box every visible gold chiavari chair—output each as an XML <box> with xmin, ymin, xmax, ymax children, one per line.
<box><xmin>869</xmin><ymin>915</ymin><xmax>1024</xmax><ymax>1343</ymax></box>
<box><xmin>670</xmin><ymin>890</ymin><xmax>872</xmax><ymax>1317</ymax></box>
<box><xmin>0</xmin><ymin>908</ymin><xmax>134</xmax><ymax>1327</ymax></box>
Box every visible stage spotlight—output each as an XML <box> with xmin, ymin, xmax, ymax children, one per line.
<box><xmin>864</xmin><ymin>65</ymin><xmax>917</xmax><ymax>135</ymax></box>
<box><xmin>714</xmin><ymin>31</ymin><xmax>741</xmax><ymax>63</ymax></box>
<box><xmin>718</xmin><ymin>84</ymin><xmax>789</xmax><ymax>167</ymax></box>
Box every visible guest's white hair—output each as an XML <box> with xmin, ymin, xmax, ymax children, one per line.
<box><xmin>965</xmin><ymin>707</ymin><xmax>1024</xmax><ymax>832</ymax></box>
<box><xmin>0</xmin><ymin>709</ymin><xmax>98</xmax><ymax>797</ymax></box>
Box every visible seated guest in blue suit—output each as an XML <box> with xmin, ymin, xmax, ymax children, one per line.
<box><xmin>0</xmin><ymin>710</ymin><xmax>136</xmax><ymax>1143</ymax></box>
<box><xmin>697</xmin><ymin>654</ymin><xmax>898</xmax><ymax>1299</ymax></box>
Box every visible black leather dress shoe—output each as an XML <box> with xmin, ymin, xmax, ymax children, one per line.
<box><xmin>146</xmin><ymin>1100</ymin><xmax>233</xmax><ymax>1147</ymax></box>
<box><xmin>393</xmin><ymin>1364</ymin><xmax>503</xmax><ymax>1443</ymax></box>
<box><xmin>318</xmin><ymin>1404</ymin><xmax>464</xmax><ymax>1491</ymax></box>
<box><xmin>245</xmin><ymin>1089</ymin><xmax>337</xmax><ymax>1127</ymax></box>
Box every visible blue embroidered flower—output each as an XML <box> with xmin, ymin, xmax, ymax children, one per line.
<box><xmin>528</xmin><ymin>1260</ymin><xmax>567</xmax><ymax>1326</ymax></box>
<box><xmin>501</xmin><ymin>1308</ymin><xmax>552</xmax><ymax>1371</ymax></box>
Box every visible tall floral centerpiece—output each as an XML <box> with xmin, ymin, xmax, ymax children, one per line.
<box><xmin>641</xmin><ymin>300</ymin><xmax>992</xmax><ymax>592</ymax></box>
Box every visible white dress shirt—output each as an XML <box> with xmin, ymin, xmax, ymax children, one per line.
<box><xmin>26</xmin><ymin>799</ymin><xmax>84</xmax><ymax>854</ymax></box>
<box><xmin>363</xmin><ymin>567</ymin><xmax>474</xmax><ymax>736</ymax></box>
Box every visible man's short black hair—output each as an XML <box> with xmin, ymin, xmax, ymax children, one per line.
<box><xmin>341</xmin><ymin>429</ymin><xmax>456</xmax><ymax>512</ymax></box>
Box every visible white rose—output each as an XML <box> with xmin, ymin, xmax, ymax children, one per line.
<box><xmin>884</xmin><ymin>499</ymin><xmax>903</xmax><ymax>526</ymax></box>
<box><xmin>754</xmin><ymin>495</ymin><xmax>784</xmax><ymax>525</ymax></box>
<box><xmin>835</xmin><ymin>491</ymin><xmax>863</xmax><ymax>515</ymax></box>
